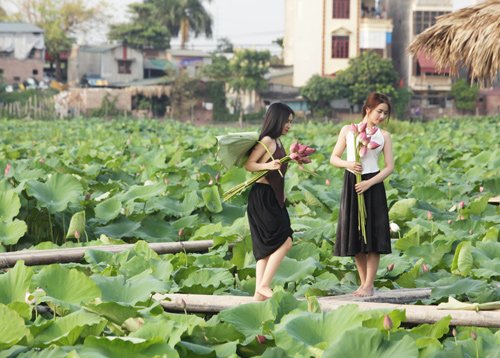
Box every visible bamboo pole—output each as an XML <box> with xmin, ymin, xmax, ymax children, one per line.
<box><xmin>153</xmin><ymin>293</ymin><xmax>500</xmax><ymax>328</ymax></box>
<box><xmin>0</xmin><ymin>240</ymin><xmax>217</xmax><ymax>268</ymax></box>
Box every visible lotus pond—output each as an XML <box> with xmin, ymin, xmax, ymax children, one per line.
<box><xmin>0</xmin><ymin>116</ymin><xmax>499</xmax><ymax>357</ymax></box>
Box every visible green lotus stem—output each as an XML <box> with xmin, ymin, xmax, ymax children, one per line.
<box><xmin>223</xmin><ymin>156</ymin><xmax>291</xmax><ymax>201</ymax></box>
<box><xmin>355</xmin><ymin>145</ymin><xmax>367</xmax><ymax>244</ymax></box>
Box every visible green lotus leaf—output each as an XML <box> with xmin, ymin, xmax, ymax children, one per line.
<box><xmin>94</xmin><ymin>217</ymin><xmax>141</xmax><ymax>239</ymax></box>
<box><xmin>82</xmin><ymin>336</ymin><xmax>179</xmax><ymax>358</ymax></box>
<box><xmin>130</xmin><ymin>315</ymin><xmax>187</xmax><ymax>347</ymax></box>
<box><xmin>26</xmin><ymin>173</ymin><xmax>83</xmax><ymax>213</ymax></box>
<box><xmin>120</xmin><ymin>183</ymin><xmax>165</xmax><ymax>203</ymax></box>
<box><xmin>91</xmin><ymin>271</ymin><xmax>168</xmax><ymax>305</ymax></box>
<box><xmin>177</xmin><ymin>340</ymin><xmax>215</xmax><ymax>357</ymax></box>
<box><xmin>83</xmin><ymin>301</ymin><xmax>140</xmax><ymax>325</ymax></box>
<box><xmin>179</xmin><ymin>268</ymin><xmax>234</xmax><ymax>294</ymax></box>
<box><xmin>451</xmin><ymin>241</ymin><xmax>473</xmax><ymax>276</ymax></box>
<box><xmin>0</xmin><ymin>304</ymin><xmax>28</xmax><ymax>350</ymax></box>
<box><xmin>218</xmin><ymin>300</ymin><xmax>275</xmax><ymax>344</ymax></box>
<box><xmin>33</xmin><ymin>265</ymin><xmax>101</xmax><ymax>309</ymax></box>
<box><xmin>201</xmin><ymin>186</ymin><xmax>223</xmax><ymax>213</ymax></box>
<box><xmin>0</xmin><ymin>219</ymin><xmax>28</xmax><ymax>246</ymax></box>
<box><xmin>66</xmin><ymin>210</ymin><xmax>86</xmax><ymax>239</ymax></box>
<box><xmin>0</xmin><ymin>261</ymin><xmax>33</xmax><ymax>304</ymax></box>
<box><xmin>191</xmin><ymin>222</ymin><xmax>223</xmax><ymax>240</ymax></box>
<box><xmin>272</xmin><ymin>257</ymin><xmax>319</xmax><ymax>286</ymax></box>
<box><xmin>94</xmin><ymin>197</ymin><xmax>122</xmax><ymax>223</ymax></box>
<box><xmin>32</xmin><ymin>310</ymin><xmax>106</xmax><ymax>347</ymax></box>
<box><xmin>134</xmin><ymin>215</ymin><xmax>177</xmax><ymax>242</ymax></box>
<box><xmin>429</xmin><ymin>276</ymin><xmax>490</xmax><ymax>302</ymax></box>
<box><xmin>0</xmin><ymin>189</ymin><xmax>21</xmax><ymax>222</ymax></box>
<box><xmin>389</xmin><ymin>198</ymin><xmax>417</xmax><ymax>222</ymax></box>
<box><xmin>274</xmin><ymin>305</ymin><xmax>364</xmax><ymax>356</ymax></box>
<box><xmin>323</xmin><ymin>327</ymin><xmax>418</xmax><ymax>358</ymax></box>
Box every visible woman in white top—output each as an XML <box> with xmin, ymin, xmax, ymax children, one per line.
<box><xmin>330</xmin><ymin>92</ymin><xmax>394</xmax><ymax>297</ymax></box>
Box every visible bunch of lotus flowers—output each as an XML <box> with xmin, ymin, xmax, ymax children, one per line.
<box><xmin>350</xmin><ymin>122</ymin><xmax>381</xmax><ymax>244</ymax></box>
<box><xmin>223</xmin><ymin>142</ymin><xmax>315</xmax><ymax>202</ymax></box>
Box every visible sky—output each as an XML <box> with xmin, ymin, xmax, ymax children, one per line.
<box><xmin>82</xmin><ymin>0</ymin><xmax>285</xmax><ymax>54</ymax></box>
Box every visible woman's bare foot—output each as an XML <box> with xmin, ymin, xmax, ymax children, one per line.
<box><xmin>256</xmin><ymin>286</ymin><xmax>273</xmax><ymax>300</ymax></box>
<box><xmin>353</xmin><ymin>285</ymin><xmax>364</xmax><ymax>295</ymax></box>
<box><xmin>253</xmin><ymin>292</ymin><xmax>267</xmax><ymax>301</ymax></box>
<box><xmin>355</xmin><ymin>286</ymin><xmax>374</xmax><ymax>297</ymax></box>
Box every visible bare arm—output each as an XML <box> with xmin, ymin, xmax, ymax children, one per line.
<box><xmin>355</xmin><ymin>130</ymin><xmax>394</xmax><ymax>193</ymax></box>
<box><xmin>244</xmin><ymin>136</ymin><xmax>281</xmax><ymax>172</ymax></box>
<box><xmin>330</xmin><ymin>125</ymin><xmax>362</xmax><ymax>174</ymax></box>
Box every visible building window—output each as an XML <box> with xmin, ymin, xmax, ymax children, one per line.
<box><xmin>332</xmin><ymin>36</ymin><xmax>349</xmax><ymax>58</ymax></box>
<box><xmin>32</xmin><ymin>69</ymin><xmax>38</xmax><ymax>75</ymax></box>
<box><xmin>333</xmin><ymin>0</ymin><xmax>350</xmax><ymax>18</ymax></box>
<box><xmin>0</xmin><ymin>51</ymin><xmax>12</xmax><ymax>58</ymax></box>
<box><xmin>413</xmin><ymin>11</ymin><xmax>449</xmax><ymax>35</ymax></box>
<box><xmin>14</xmin><ymin>76</ymin><xmax>20</xmax><ymax>82</ymax></box>
<box><xmin>117</xmin><ymin>60</ymin><xmax>132</xmax><ymax>74</ymax></box>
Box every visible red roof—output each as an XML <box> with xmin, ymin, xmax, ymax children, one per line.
<box><xmin>417</xmin><ymin>51</ymin><xmax>449</xmax><ymax>74</ymax></box>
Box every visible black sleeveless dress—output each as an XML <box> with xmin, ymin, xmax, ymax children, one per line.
<box><xmin>247</xmin><ymin>142</ymin><xmax>293</xmax><ymax>260</ymax></box>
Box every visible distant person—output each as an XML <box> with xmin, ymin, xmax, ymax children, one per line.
<box><xmin>244</xmin><ymin>102</ymin><xmax>294</xmax><ymax>301</ymax></box>
<box><xmin>330</xmin><ymin>92</ymin><xmax>394</xmax><ymax>297</ymax></box>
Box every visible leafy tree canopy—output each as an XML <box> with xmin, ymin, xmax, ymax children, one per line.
<box><xmin>108</xmin><ymin>3</ymin><xmax>170</xmax><ymax>50</ymax></box>
<box><xmin>451</xmin><ymin>79</ymin><xmax>479</xmax><ymax>111</ymax></box>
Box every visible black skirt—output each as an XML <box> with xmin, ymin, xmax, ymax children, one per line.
<box><xmin>334</xmin><ymin>171</ymin><xmax>391</xmax><ymax>256</ymax></box>
<box><xmin>247</xmin><ymin>183</ymin><xmax>293</xmax><ymax>260</ymax></box>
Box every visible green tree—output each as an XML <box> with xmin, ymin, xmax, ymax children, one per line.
<box><xmin>215</xmin><ymin>37</ymin><xmax>233</xmax><ymax>53</ymax></box>
<box><xmin>12</xmin><ymin>0</ymin><xmax>103</xmax><ymax>81</ymax></box>
<box><xmin>148</xmin><ymin>0</ymin><xmax>212</xmax><ymax>49</ymax></box>
<box><xmin>108</xmin><ymin>3</ymin><xmax>171</xmax><ymax>50</ymax></box>
<box><xmin>301</xmin><ymin>75</ymin><xmax>337</xmax><ymax>116</ymax></box>
<box><xmin>451</xmin><ymin>79</ymin><xmax>479</xmax><ymax>112</ymax></box>
<box><xmin>332</xmin><ymin>51</ymin><xmax>400</xmax><ymax>110</ymax></box>
<box><xmin>0</xmin><ymin>6</ymin><xmax>7</xmax><ymax>20</ymax></box>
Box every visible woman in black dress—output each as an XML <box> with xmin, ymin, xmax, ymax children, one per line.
<box><xmin>330</xmin><ymin>92</ymin><xmax>394</xmax><ymax>297</ymax></box>
<box><xmin>245</xmin><ymin>102</ymin><xmax>294</xmax><ymax>301</ymax></box>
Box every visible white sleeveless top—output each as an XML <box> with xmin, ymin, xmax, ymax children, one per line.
<box><xmin>346</xmin><ymin>127</ymin><xmax>385</xmax><ymax>174</ymax></box>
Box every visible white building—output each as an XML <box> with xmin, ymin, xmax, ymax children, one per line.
<box><xmin>284</xmin><ymin>0</ymin><xmax>393</xmax><ymax>87</ymax></box>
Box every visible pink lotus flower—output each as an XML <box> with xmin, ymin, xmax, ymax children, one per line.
<box><xmin>300</xmin><ymin>157</ymin><xmax>312</xmax><ymax>164</ymax></box>
<box><xmin>427</xmin><ymin>211</ymin><xmax>433</xmax><ymax>220</ymax></box>
<box><xmin>215</xmin><ymin>173</ymin><xmax>220</xmax><ymax>182</ymax></box>
<box><xmin>256</xmin><ymin>335</ymin><xmax>266</xmax><ymax>344</ymax></box>
<box><xmin>359</xmin><ymin>145</ymin><xmax>367</xmax><ymax>158</ymax></box>
<box><xmin>303</xmin><ymin>147</ymin><xmax>316</xmax><ymax>155</ymax></box>
<box><xmin>290</xmin><ymin>142</ymin><xmax>300</xmax><ymax>153</ymax></box>
<box><xmin>367</xmin><ymin>126</ymin><xmax>378</xmax><ymax>136</ymax></box>
<box><xmin>422</xmin><ymin>263</ymin><xmax>429</xmax><ymax>272</ymax></box>
<box><xmin>4</xmin><ymin>163</ymin><xmax>11</xmax><ymax>176</ymax></box>
<box><xmin>74</xmin><ymin>230</ymin><xmax>81</xmax><ymax>240</ymax></box>
<box><xmin>290</xmin><ymin>152</ymin><xmax>300</xmax><ymax>161</ymax></box>
<box><xmin>358</xmin><ymin>122</ymin><xmax>367</xmax><ymax>132</ymax></box>
<box><xmin>479</xmin><ymin>186</ymin><xmax>484</xmax><ymax>193</ymax></box>
<box><xmin>367</xmin><ymin>141</ymin><xmax>381</xmax><ymax>150</ymax></box>
<box><xmin>297</xmin><ymin>144</ymin><xmax>308</xmax><ymax>154</ymax></box>
<box><xmin>350</xmin><ymin>123</ymin><xmax>358</xmax><ymax>134</ymax></box>
<box><xmin>358</xmin><ymin>132</ymin><xmax>369</xmax><ymax>145</ymax></box>
<box><xmin>178</xmin><ymin>228</ymin><xmax>184</xmax><ymax>237</ymax></box>
<box><xmin>325</xmin><ymin>179</ymin><xmax>331</xmax><ymax>186</ymax></box>
<box><xmin>208</xmin><ymin>179</ymin><xmax>214</xmax><ymax>185</ymax></box>
<box><xmin>387</xmin><ymin>263</ymin><xmax>395</xmax><ymax>272</ymax></box>
<box><xmin>458</xmin><ymin>201</ymin><xmax>465</xmax><ymax>209</ymax></box>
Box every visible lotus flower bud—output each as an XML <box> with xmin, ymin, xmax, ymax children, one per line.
<box><xmin>303</xmin><ymin>147</ymin><xmax>316</xmax><ymax>156</ymax></box>
<box><xmin>387</xmin><ymin>263</ymin><xmax>395</xmax><ymax>272</ymax></box>
<box><xmin>290</xmin><ymin>152</ymin><xmax>300</xmax><ymax>161</ymax></box>
<box><xmin>178</xmin><ymin>228</ymin><xmax>184</xmax><ymax>237</ymax></box>
<box><xmin>389</xmin><ymin>222</ymin><xmax>400</xmax><ymax>233</ymax></box>
<box><xmin>448</xmin><ymin>219</ymin><xmax>452</xmax><ymax>224</ymax></box>
<box><xmin>256</xmin><ymin>335</ymin><xmax>266</xmax><ymax>344</ymax></box>
<box><xmin>74</xmin><ymin>230</ymin><xmax>81</xmax><ymax>240</ymax></box>
<box><xmin>358</xmin><ymin>122</ymin><xmax>367</xmax><ymax>133</ymax></box>
<box><xmin>422</xmin><ymin>263</ymin><xmax>429</xmax><ymax>272</ymax></box>
<box><xmin>325</xmin><ymin>179</ymin><xmax>331</xmax><ymax>186</ymax></box>
<box><xmin>297</xmin><ymin>144</ymin><xmax>308</xmax><ymax>154</ymax></box>
<box><xmin>85</xmin><ymin>193</ymin><xmax>91</xmax><ymax>201</ymax></box>
<box><xmin>359</xmin><ymin>132</ymin><xmax>369</xmax><ymax>145</ymax></box>
<box><xmin>367</xmin><ymin>126</ymin><xmax>378</xmax><ymax>136</ymax></box>
<box><xmin>427</xmin><ymin>211</ymin><xmax>433</xmax><ymax>220</ymax></box>
<box><xmin>458</xmin><ymin>201</ymin><xmax>465</xmax><ymax>209</ymax></box>
<box><xmin>383</xmin><ymin>315</ymin><xmax>393</xmax><ymax>330</ymax></box>
<box><xmin>39</xmin><ymin>158</ymin><xmax>45</xmax><ymax>164</ymax></box>
<box><xmin>350</xmin><ymin>123</ymin><xmax>358</xmax><ymax>134</ymax></box>
<box><xmin>300</xmin><ymin>157</ymin><xmax>312</xmax><ymax>164</ymax></box>
<box><xmin>208</xmin><ymin>179</ymin><xmax>214</xmax><ymax>185</ymax></box>
<box><xmin>215</xmin><ymin>173</ymin><xmax>220</xmax><ymax>182</ymax></box>
<box><xmin>367</xmin><ymin>141</ymin><xmax>381</xmax><ymax>150</ymax></box>
<box><xmin>164</xmin><ymin>178</ymin><xmax>169</xmax><ymax>185</ymax></box>
<box><xmin>4</xmin><ymin>163</ymin><xmax>11</xmax><ymax>176</ymax></box>
<box><xmin>359</xmin><ymin>145</ymin><xmax>367</xmax><ymax>158</ymax></box>
<box><xmin>479</xmin><ymin>186</ymin><xmax>484</xmax><ymax>193</ymax></box>
<box><xmin>458</xmin><ymin>215</ymin><xmax>465</xmax><ymax>221</ymax></box>
<box><xmin>452</xmin><ymin>327</ymin><xmax>457</xmax><ymax>337</ymax></box>
<box><xmin>290</xmin><ymin>142</ymin><xmax>300</xmax><ymax>153</ymax></box>
<box><xmin>470</xmin><ymin>331</ymin><xmax>477</xmax><ymax>341</ymax></box>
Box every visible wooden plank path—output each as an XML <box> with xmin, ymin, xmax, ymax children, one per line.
<box><xmin>0</xmin><ymin>240</ymin><xmax>214</xmax><ymax>268</ymax></box>
<box><xmin>153</xmin><ymin>291</ymin><xmax>500</xmax><ymax>328</ymax></box>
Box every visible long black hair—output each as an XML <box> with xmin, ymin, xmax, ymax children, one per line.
<box><xmin>259</xmin><ymin>102</ymin><xmax>295</xmax><ymax>140</ymax></box>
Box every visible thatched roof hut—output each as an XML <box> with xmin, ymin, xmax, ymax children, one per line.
<box><xmin>408</xmin><ymin>0</ymin><xmax>500</xmax><ymax>86</ymax></box>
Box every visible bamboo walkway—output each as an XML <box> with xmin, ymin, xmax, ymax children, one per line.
<box><xmin>153</xmin><ymin>291</ymin><xmax>500</xmax><ymax>328</ymax></box>
<box><xmin>0</xmin><ymin>240</ymin><xmax>214</xmax><ymax>268</ymax></box>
